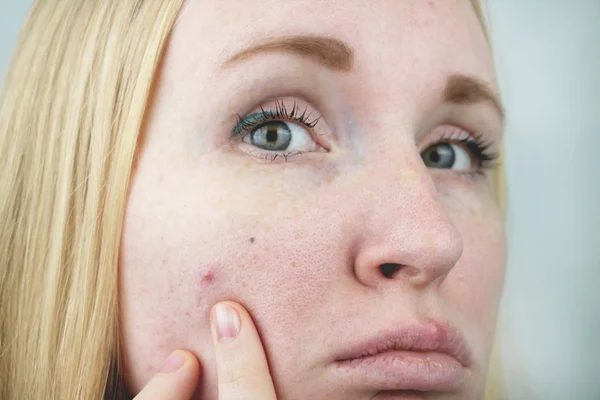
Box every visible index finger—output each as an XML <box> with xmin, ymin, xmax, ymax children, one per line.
<box><xmin>211</xmin><ymin>301</ymin><xmax>278</xmax><ymax>400</ymax></box>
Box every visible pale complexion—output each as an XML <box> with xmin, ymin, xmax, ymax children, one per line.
<box><xmin>120</xmin><ymin>1</ymin><xmax>506</xmax><ymax>399</ymax></box>
<box><xmin>133</xmin><ymin>301</ymin><xmax>278</xmax><ymax>399</ymax></box>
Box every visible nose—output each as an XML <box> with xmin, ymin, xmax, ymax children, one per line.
<box><xmin>352</xmin><ymin>155</ymin><xmax>464</xmax><ymax>290</ymax></box>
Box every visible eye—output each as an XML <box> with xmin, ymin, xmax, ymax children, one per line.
<box><xmin>421</xmin><ymin>143</ymin><xmax>474</xmax><ymax>170</ymax></box>
<box><xmin>232</xmin><ymin>99</ymin><xmax>327</xmax><ymax>162</ymax></box>
<box><xmin>243</xmin><ymin>120</ymin><xmax>318</xmax><ymax>152</ymax></box>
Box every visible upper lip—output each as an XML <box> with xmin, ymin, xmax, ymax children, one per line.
<box><xmin>334</xmin><ymin>320</ymin><xmax>473</xmax><ymax>368</ymax></box>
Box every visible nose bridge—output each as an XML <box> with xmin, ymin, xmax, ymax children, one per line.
<box><xmin>353</xmin><ymin>150</ymin><xmax>464</xmax><ymax>288</ymax></box>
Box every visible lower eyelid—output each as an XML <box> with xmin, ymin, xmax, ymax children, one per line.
<box><xmin>429</xmin><ymin>168</ymin><xmax>491</xmax><ymax>186</ymax></box>
<box><xmin>237</xmin><ymin>145</ymin><xmax>313</xmax><ymax>164</ymax></box>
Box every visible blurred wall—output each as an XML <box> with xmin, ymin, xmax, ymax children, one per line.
<box><xmin>1</xmin><ymin>1</ymin><xmax>599</xmax><ymax>399</ymax></box>
<box><xmin>0</xmin><ymin>0</ymin><xmax>29</xmax><ymax>82</ymax></box>
<box><xmin>488</xmin><ymin>1</ymin><xmax>600</xmax><ymax>399</ymax></box>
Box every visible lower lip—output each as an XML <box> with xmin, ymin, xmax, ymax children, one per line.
<box><xmin>333</xmin><ymin>350</ymin><xmax>468</xmax><ymax>392</ymax></box>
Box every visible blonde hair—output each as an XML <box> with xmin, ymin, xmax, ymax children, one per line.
<box><xmin>0</xmin><ymin>1</ymin><xmax>504</xmax><ymax>399</ymax></box>
<box><xmin>0</xmin><ymin>1</ymin><xmax>183</xmax><ymax>398</ymax></box>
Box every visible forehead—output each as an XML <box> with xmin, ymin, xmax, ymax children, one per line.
<box><xmin>166</xmin><ymin>0</ymin><xmax>498</xmax><ymax>111</ymax></box>
<box><xmin>177</xmin><ymin>0</ymin><xmax>492</xmax><ymax>70</ymax></box>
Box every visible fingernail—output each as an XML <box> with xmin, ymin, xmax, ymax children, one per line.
<box><xmin>159</xmin><ymin>351</ymin><xmax>185</xmax><ymax>373</ymax></box>
<box><xmin>213</xmin><ymin>303</ymin><xmax>240</xmax><ymax>343</ymax></box>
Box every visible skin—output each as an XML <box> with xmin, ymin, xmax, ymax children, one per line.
<box><xmin>120</xmin><ymin>1</ymin><xmax>507</xmax><ymax>399</ymax></box>
<box><xmin>134</xmin><ymin>301</ymin><xmax>278</xmax><ymax>400</ymax></box>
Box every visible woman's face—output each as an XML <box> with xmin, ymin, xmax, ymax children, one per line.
<box><xmin>119</xmin><ymin>0</ymin><xmax>506</xmax><ymax>399</ymax></box>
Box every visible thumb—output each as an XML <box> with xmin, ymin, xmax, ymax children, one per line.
<box><xmin>133</xmin><ymin>350</ymin><xmax>200</xmax><ymax>400</ymax></box>
<box><xmin>212</xmin><ymin>301</ymin><xmax>278</xmax><ymax>400</ymax></box>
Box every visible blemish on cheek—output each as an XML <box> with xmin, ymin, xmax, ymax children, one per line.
<box><xmin>200</xmin><ymin>270</ymin><xmax>215</xmax><ymax>285</ymax></box>
<box><xmin>428</xmin><ymin>0</ymin><xmax>435</xmax><ymax>7</ymax></box>
<box><xmin>199</xmin><ymin>264</ymin><xmax>221</xmax><ymax>286</ymax></box>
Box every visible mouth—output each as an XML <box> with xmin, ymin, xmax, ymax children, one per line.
<box><xmin>331</xmin><ymin>321</ymin><xmax>473</xmax><ymax>393</ymax></box>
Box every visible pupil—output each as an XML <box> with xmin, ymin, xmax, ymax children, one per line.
<box><xmin>430</xmin><ymin>150</ymin><xmax>440</xmax><ymax>163</ymax></box>
<box><xmin>266</xmin><ymin>127</ymin><xmax>278</xmax><ymax>143</ymax></box>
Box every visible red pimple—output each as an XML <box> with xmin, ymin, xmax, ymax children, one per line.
<box><xmin>200</xmin><ymin>267</ymin><xmax>217</xmax><ymax>285</ymax></box>
<box><xmin>201</xmin><ymin>271</ymin><xmax>214</xmax><ymax>284</ymax></box>
<box><xmin>199</xmin><ymin>263</ymin><xmax>223</xmax><ymax>287</ymax></box>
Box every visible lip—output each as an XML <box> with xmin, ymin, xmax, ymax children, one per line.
<box><xmin>332</xmin><ymin>321</ymin><xmax>473</xmax><ymax>392</ymax></box>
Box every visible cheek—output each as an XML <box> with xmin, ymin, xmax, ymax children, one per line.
<box><xmin>117</xmin><ymin>162</ymin><xmax>337</xmax><ymax>393</ymax></box>
<box><xmin>451</xmin><ymin>233</ymin><xmax>506</xmax><ymax>317</ymax></box>
<box><xmin>444</xmin><ymin>192</ymin><xmax>506</xmax><ymax>330</ymax></box>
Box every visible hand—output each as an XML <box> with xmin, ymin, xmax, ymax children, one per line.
<box><xmin>134</xmin><ymin>301</ymin><xmax>277</xmax><ymax>399</ymax></box>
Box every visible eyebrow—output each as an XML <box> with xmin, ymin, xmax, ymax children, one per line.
<box><xmin>223</xmin><ymin>36</ymin><xmax>503</xmax><ymax>120</ymax></box>
<box><xmin>222</xmin><ymin>35</ymin><xmax>354</xmax><ymax>72</ymax></box>
<box><xmin>444</xmin><ymin>74</ymin><xmax>505</xmax><ymax>121</ymax></box>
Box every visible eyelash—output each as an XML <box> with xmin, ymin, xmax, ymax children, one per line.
<box><xmin>232</xmin><ymin>101</ymin><xmax>499</xmax><ymax>174</ymax></box>
<box><xmin>233</xmin><ymin>100</ymin><xmax>320</xmax><ymax>135</ymax></box>
<box><xmin>435</xmin><ymin>130</ymin><xmax>500</xmax><ymax>178</ymax></box>
<box><xmin>232</xmin><ymin>100</ymin><xmax>321</xmax><ymax>163</ymax></box>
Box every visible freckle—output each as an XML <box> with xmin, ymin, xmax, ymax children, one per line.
<box><xmin>250</xmin><ymin>237</ymin><xmax>255</xmax><ymax>244</ymax></box>
<box><xmin>161</xmin><ymin>259</ymin><xmax>167</xmax><ymax>266</ymax></box>
<box><xmin>185</xmin><ymin>311</ymin><xmax>191</xmax><ymax>317</ymax></box>
<box><xmin>291</xmin><ymin>261</ymin><xmax>297</xmax><ymax>268</ymax></box>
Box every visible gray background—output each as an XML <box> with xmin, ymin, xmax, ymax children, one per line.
<box><xmin>1</xmin><ymin>1</ymin><xmax>599</xmax><ymax>399</ymax></box>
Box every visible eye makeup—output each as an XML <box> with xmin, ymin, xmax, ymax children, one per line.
<box><xmin>232</xmin><ymin>99</ymin><xmax>321</xmax><ymax>137</ymax></box>
<box><xmin>229</xmin><ymin>96</ymin><xmax>499</xmax><ymax>179</ymax></box>
<box><xmin>230</xmin><ymin>98</ymin><xmax>329</xmax><ymax>163</ymax></box>
<box><xmin>421</xmin><ymin>125</ymin><xmax>500</xmax><ymax>179</ymax></box>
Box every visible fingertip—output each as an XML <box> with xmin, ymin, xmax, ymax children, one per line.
<box><xmin>210</xmin><ymin>301</ymin><xmax>278</xmax><ymax>399</ymax></box>
<box><xmin>211</xmin><ymin>301</ymin><xmax>244</xmax><ymax>344</ymax></box>
<box><xmin>158</xmin><ymin>350</ymin><xmax>186</xmax><ymax>374</ymax></box>
<box><xmin>133</xmin><ymin>350</ymin><xmax>201</xmax><ymax>400</ymax></box>
<box><xmin>180</xmin><ymin>349</ymin><xmax>201</xmax><ymax>372</ymax></box>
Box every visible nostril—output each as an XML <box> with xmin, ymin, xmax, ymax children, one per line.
<box><xmin>379</xmin><ymin>263</ymin><xmax>402</xmax><ymax>279</ymax></box>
